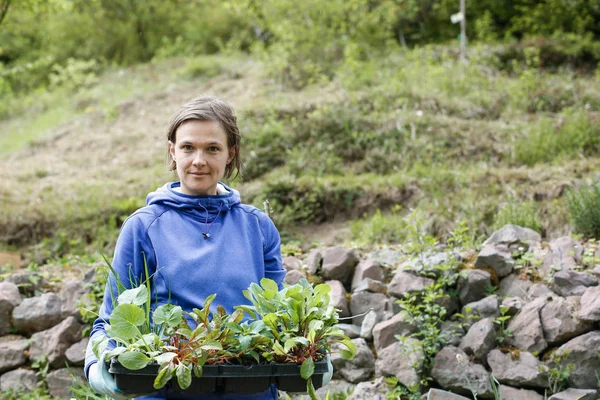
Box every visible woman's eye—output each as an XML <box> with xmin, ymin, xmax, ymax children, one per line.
<box><xmin>208</xmin><ymin>146</ymin><xmax>219</xmax><ymax>152</ymax></box>
<box><xmin>183</xmin><ymin>145</ymin><xmax>193</xmax><ymax>151</ymax></box>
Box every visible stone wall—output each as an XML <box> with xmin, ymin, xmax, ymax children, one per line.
<box><xmin>1</xmin><ymin>224</ymin><xmax>600</xmax><ymax>399</ymax></box>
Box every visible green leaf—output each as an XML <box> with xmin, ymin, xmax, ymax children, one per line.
<box><xmin>118</xmin><ymin>286</ymin><xmax>149</xmax><ymax>306</ymax></box>
<box><xmin>154</xmin><ymin>363</ymin><xmax>174</xmax><ymax>389</ymax></box>
<box><xmin>176</xmin><ymin>363</ymin><xmax>192</xmax><ymax>390</ymax></box>
<box><xmin>200</xmin><ymin>340</ymin><xmax>223</xmax><ymax>351</ymax></box>
<box><xmin>261</xmin><ymin>278</ymin><xmax>279</xmax><ymax>292</ymax></box>
<box><xmin>300</xmin><ymin>357</ymin><xmax>315</xmax><ymax>380</ymax></box>
<box><xmin>273</xmin><ymin>341</ymin><xmax>287</xmax><ymax>356</ymax></box>
<box><xmin>105</xmin><ymin>346</ymin><xmax>126</xmax><ymax>359</ymax></box>
<box><xmin>284</xmin><ymin>338</ymin><xmax>297</xmax><ymax>353</ymax></box>
<box><xmin>118</xmin><ymin>351</ymin><xmax>151</xmax><ymax>370</ymax></box>
<box><xmin>193</xmin><ymin>364</ymin><xmax>203</xmax><ymax>378</ymax></box>
<box><xmin>154</xmin><ymin>352</ymin><xmax>177</xmax><ymax>364</ymax></box>
<box><xmin>110</xmin><ymin>304</ymin><xmax>146</xmax><ymax>340</ymax></box>
<box><xmin>153</xmin><ymin>304</ymin><xmax>183</xmax><ymax>327</ymax></box>
<box><xmin>91</xmin><ymin>336</ymin><xmax>109</xmax><ymax>359</ymax></box>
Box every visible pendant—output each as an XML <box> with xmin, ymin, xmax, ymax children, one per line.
<box><xmin>203</xmin><ymin>232</ymin><xmax>211</xmax><ymax>240</ymax></box>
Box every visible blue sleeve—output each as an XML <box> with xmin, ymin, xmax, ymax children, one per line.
<box><xmin>84</xmin><ymin>211</ymin><xmax>157</xmax><ymax>378</ymax></box>
<box><xmin>257</xmin><ymin>212</ymin><xmax>285</xmax><ymax>289</ymax></box>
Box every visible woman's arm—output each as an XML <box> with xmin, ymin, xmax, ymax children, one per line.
<box><xmin>258</xmin><ymin>212</ymin><xmax>286</xmax><ymax>289</ymax></box>
<box><xmin>84</xmin><ymin>211</ymin><xmax>157</xmax><ymax>378</ymax></box>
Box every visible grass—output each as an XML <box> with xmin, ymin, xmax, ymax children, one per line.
<box><xmin>1</xmin><ymin>45</ymin><xmax>600</xmax><ymax>261</ymax></box>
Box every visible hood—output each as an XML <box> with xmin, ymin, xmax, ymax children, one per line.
<box><xmin>146</xmin><ymin>182</ymin><xmax>240</xmax><ymax>222</ymax></box>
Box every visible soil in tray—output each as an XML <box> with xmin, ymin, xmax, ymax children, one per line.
<box><xmin>109</xmin><ymin>359</ymin><xmax>327</xmax><ymax>395</ymax></box>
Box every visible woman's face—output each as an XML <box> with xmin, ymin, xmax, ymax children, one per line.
<box><xmin>168</xmin><ymin>120</ymin><xmax>235</xmax><ymax>196</ymax></box>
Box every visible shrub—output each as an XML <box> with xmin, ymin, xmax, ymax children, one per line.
<box><xmin>514</xmin><ymin>109</ymin><xmax>600</xmax><ymax>166</ymax></box>
<box><xmin>351</xmin><ymin>206</ymin><xmax>406</xmax><ymax>245</ymax></box>
<box><xmin>566</xmin><ymin>184</ymin><xmax>600</xmax><ymax>239</ymax></box>
<box><xmin>492</xmin><ymin>200</ymin><xmax>542</xmax><ymax>233</ymax></box>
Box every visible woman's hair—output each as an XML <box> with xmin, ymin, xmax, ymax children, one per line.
<box><xmin>167</xmin><ymin>95</ymin><xmax>242</xmax><ymax>180</ymax></box>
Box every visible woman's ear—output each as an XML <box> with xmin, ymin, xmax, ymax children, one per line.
<box><xmin>227</xmin><ymin>146</ymin><xmax>236</xmax><ymax>165</ymax></box>
<box><xmin>168</xmin><ymin>140</ymin><xmax>176</xmax><ymax>161</ymax></box>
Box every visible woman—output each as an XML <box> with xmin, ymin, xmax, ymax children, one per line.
<box><xmin>85</xmin><ymin>96</ymin><xmax>287</xmax><ymax>399</ymax></box>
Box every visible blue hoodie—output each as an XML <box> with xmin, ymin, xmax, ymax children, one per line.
<box><xmin>85</xmin><ymin>182</ymin><xmax>285</xmax><ymax>399</ymax></box>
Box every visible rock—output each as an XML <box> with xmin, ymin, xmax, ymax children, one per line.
<box><xmin>29</xmin><ymin>316</ymin><xmax>82</xmax><ymax>368</ymax></box>
<box><xmin>388</xmin><ymin>270</ymin><xmax>435</xmax><ymax>297</ymax></box>
<box><xmin>368</xmin><ymin>248</ymin><xmax>404</xmax><ymax>267</ymax></box>
<box><xmin>431</xmin><ymin>346</ymin><xmax>492</xmax><ymax>398</ymax></box>
<box><xmin>6</xmin><ymin>272</ymin><xmax>45</xmax><ymax>296</ymax></box>
<box><xmin>321</xmin><ymin>247</ymin><xmax>360</xmax><ymax>285</ymax></box>
<box><xmin>47</xmin><ymin>367</ymin><xmax>85</xmax><ymax>398</ymax></box>
<box><xmin>0</xmin><ymin>368</ymin><xmax>38</xmax><ymax>392</ymax></box>
<box><xmin>0</xmin><ymin>281</ymin><xmax>21</xmax><ymax>336</ymax></box>
<box><xmin>555</xmin><ymin>331</ymin><xmax>600</xmax><ymax>388</ymax></box>
<box><xmin>528</xmin><ymin>283</ymin><xmax>556</xmax><ymax>299</ymax></box>
<box><xmin>359</xmin><ymin>310</ymin><xmax>378</xmax><ymax>341</ymax></box>
<box><xmin>501</xmin><ymin>297</ymin><xmax>523</xmax><ymax>316</ymax></box>
<box><xmin>506</xmin><ymin>297</ymin><xmax>548</xmax><ymax>353</ymax></box>
<box><xmin>331</xmin><ymin>338</ymin><xmax>375</xmax><ymax>383</ymax></box>
<box><xmin>313</xmin><ymin>380</ymin><xmax>355</xmax><ymax>399</ymax></box>
<box><xmin>551</xmin><ymin>269</ymin><xmax>598</xmax><ymax>297</ymax></box>
<box><xmin>436</xmin><ymin>294</ymin><xmax>460</xmax><ymax>317</ymax></box>
<box><xmin>66</xmin><ymin>337</ymin><xmax>89</xmax><ymax>366</ymax></box>
<box><xmin>326</xmin><ymin>280</ymin><xmax>350</xmax><ymax>317</ymax></box>
<box><xmin>350</xmin><ymin>291</ymin><xmax>390</xmax><ymax>325</ymax></box>
<box><xmin>0</xmin><ymin>337</ymin><xmax>28</xmax><ymax>373</ymax></box>
<box><xmin>579</xmin><ymin>285</ymin><xmax>600</xmax><ymax>321</ymax></box>
<box><xmin>487</xmin><ymin>349</ymin><xmax>548</xmax><ymax>388</ymax></box>
<box><xmin>375</xmin><ymin>339</ymin><xmax>423</xmax><ymax>388</ymax></box>
<box><xmin>303</xmin><ymin>249</ymin><xmax>323</xmax><ymax>275</ymax></box>
<box><xmin>400</xmin><ymin>251</ymin><xmax>460</xmax><ymax>277</ymax></box>
<box><xmin>335</xmin><ymin>323</ymin><xmax>361</xmax><ymax>339</ymax></box>
<box><xmin>59</xmin><ymin>279</ymin><xmax>89</xmax><ymax>320</ymax></box>
<box><xmin>541</xmin><ymin>296</ymin><xmax>592</xmax><ymax>345</ymax></box>
<box><xmin>498</xmin><ymin>274</ymin><xmax>533</xmax><ymax>299</ymax></box>
<box><xmin>12</xmin><ymin>292</ymin><xmax>63</xmax><ymax>335</ymax></box>
<box><xmin>458</xmin><ymin>269</ymin><xmax>491</xmax><ymax>306</ymax></box>
<box><xmin>372</xmin><ymin>311</ymin><xmax>418</xmax><ymax>352</ymax></box>
<box><xmin>426</xmin><ymin>389</ymin><xmax>471</xmax><ymax>399</ymax></box>
<box><xmin>461</xmin><ymin>295</ymin><xmax>499</xmax><ymax>326</ymax></box>
<box><xmin>351</xmin><ymin>259</ymin><xmax>385</xmax><ymax>292</ymax></box>
<box><xmin>459</xmin><ymin>318</ymin><xmax>496</xmax><ymax>361</ymax></box>
<box><xmin>353</xmin><ymin>278</ymin><xmax>387</xmax><ymax>294</ymax></box>
<box><xmin>282</xmin><ymin>256</ymin><xmax>302</xmax><ymax>271</ymax></box>
<box><xmin>548</xmin><ymin>388</ymin><xmax>598</xmax><ymax>400</ymax></box>
<box><xmin>284</xmin><ymin>269</ymin><xmax>305</xmax><ymax>285</ymax></box>
<box><xmin>541</xmin><ymin>236</ymin><xmax>583</xmax><ymax>275</ymax></box>
<box><xmin>475</xmin><ymin>244</ymin><xmax>514</xmax><ymax>278</ymax></box>
<box><xmin>347</xmin><ymin>376</ymin><xmax>388</xmax><ymax>400</ymax></box>
<box><xmin>498</xmin><ymin>385</ymin><xmax>544</xmax><ymax>400</ymax></box>
<box><xmin>440</xmin><ymin>321</ymin><xmax>465</xmax><ymax>347</ymax></box>
<box><xmin>483</xmin><ymin>224</ymin><xmax>542</xmax><ymax>250</ymax></box>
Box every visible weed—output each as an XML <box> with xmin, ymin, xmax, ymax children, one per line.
<box><xmin>566</xmin><ymin>183</ymin><xmax>600</xmax><ymax>239</ymax></box>
<box><xmin>351</xmin><ymin>206</ymin><xmax>406</xmax><ymax>245</ymax></box>
<box><xmin>493</xmin><ymin>305</ymin><xmax>513</xmax><ymax>345</ymax></box>
<box><xmin>492</xmin><ymin>200</ymin><xmax>542</xmax><ymax>233</ymax></box>
<box><xmin>545</xmin><ymin>350</ymin><xmax>574</xmax><ymax>395</ymax></box>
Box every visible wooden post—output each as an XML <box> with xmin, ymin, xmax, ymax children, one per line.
<box><xmin>460</xmin><ymin>0</ymin><xmax>467</xmax><ymax>62</ymax></box>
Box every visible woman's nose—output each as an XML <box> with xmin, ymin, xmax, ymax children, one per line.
<box><xmin>192</xmin><ymin>151</ymin><xmax>207</xmax><ymax>166</ymax></box>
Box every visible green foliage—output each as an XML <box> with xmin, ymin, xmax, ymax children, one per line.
<box><xmin>546</xmin><ymin>351</ymin><xmax>574</xmax><ymax>394</ymax></box>
<box><xmin>351</xmin><ymin>206</ymin><xmax>406</xmax><ymax>245</ymax></box>
<box><xmin>98</xmin><ymin>278</ymin><xmax>354</xmax><ymax>394</ymax></box>
<box><xmin>566</xmin><ymin>184</ymin><xmax>600</xmax><ymax>239</ymax></box>
<box><xmin>180</xmin><ymin>56</ymin><xmax>225</xmax><ymax>79</ymax></box>
<box><xmin>385</xmin><ymin>376</ymin><xmax>421</xmax><ymax>400</ymax></box>
<box><xmin>492</xmin><ymin>200</ymin><xmax>542</xmax><ymax>233</ymax></box>
<box><xmin>229</xmin><ymin>0</ymin><xmax>397</xmax><ymax>87</ymax></box>
<box><xmin>514</xmin><ymin>109</ymin><xmax>600</xmax><ymax>166</ymax></box>
<box><xmin>493</xmin><ymin>305</ymin><xmax>513</xmax><ymax>345</ymax></box>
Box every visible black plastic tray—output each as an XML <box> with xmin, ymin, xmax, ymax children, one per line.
<box><xmin>109</xmin><ymin>358</ymin><xmax>328</xmax><ymax>395</ymax></box>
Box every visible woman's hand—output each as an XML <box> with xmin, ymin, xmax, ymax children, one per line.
<box><xmin>88</xmin><ymin>351</ymin><xmax>135</xmax><ymax>400</ymax></box>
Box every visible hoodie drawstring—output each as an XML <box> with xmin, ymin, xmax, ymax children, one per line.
<box><xmin>199</xmin><ymin>201</ymin><xmax>223</xmax><ymax>240</ymax></box>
